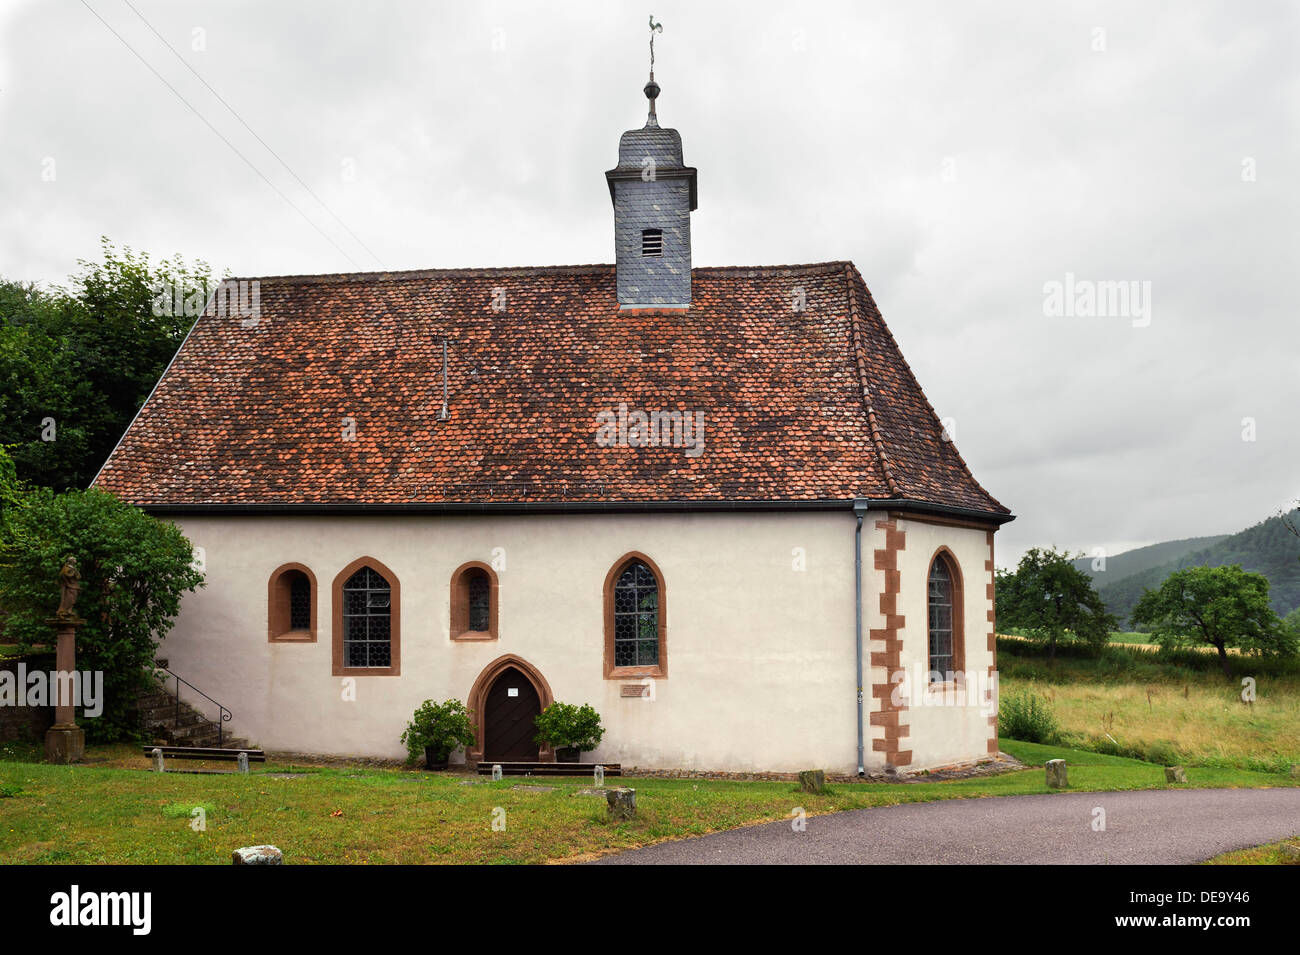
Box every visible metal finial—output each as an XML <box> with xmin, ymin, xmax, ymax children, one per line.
<box><xmin>645</xmin><ymin>16</ymin><xmax>663</xmax><ymax>125</ymax></box>
<box><xmin>649</xmin><ymin>15</ymin><xmax>663</xmax><ymax>73</ymax></box>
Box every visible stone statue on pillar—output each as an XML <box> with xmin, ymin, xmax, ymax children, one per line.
<box><xmin>56</xmin><ymin>556</ymin><xmax>81</xmax><ymax>620</ymax></box>
<box><xmin>45</xmin><ymin>554</ymin><xmax>86</xmax><ymax>764</ymax></box>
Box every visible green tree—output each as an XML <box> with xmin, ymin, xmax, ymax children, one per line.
<box><xmin>0</xmin><ymin>445</ymin><xmax>25</xmax><ymax>514</ymax></box>
<box><xmin>1283</xmin><ymin>607</ymin><xmax>1300</xmax><ymax>643</ymax></box>
<box><xmin>1130</xmin><ymin>565</ymin><xmax>1293</xmax><ymax>677</ymax></box>
<box><xmin>0</xmin><ymin>486</ymin><xmax>204</xmax><ymax>740</ymax></box>
<box><xmin>0</xmin><ymin>239</ymin><xmax>213</xmax><ymax>491</ymax></box>
<box><xmin>996</xmin><ymin>546</ymin><xmax>1116</xmax><ymax>661</ymax></box>
<box><xmin>0</xmin><ymin>282</ymin><xmax>94</xmax><ymax>489</ymax></box>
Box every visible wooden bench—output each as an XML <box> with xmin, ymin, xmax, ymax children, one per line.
<box><xmin>476</xmin><ymin>761</ymin><xmax>621</xmax><ymax>777</ymax></box>
<box><xmin>143</xmin><ymin>745</ymin><xmax>265</xmax><ymax>771</ymax></box>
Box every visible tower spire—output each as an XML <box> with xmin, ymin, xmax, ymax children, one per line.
<box><xmin>645</xmin><ymin>15</ymin><xmax>663</xmax><ymax>127</ymax></box>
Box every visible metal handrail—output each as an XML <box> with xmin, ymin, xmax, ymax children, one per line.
<box><xmin>155</xmin><ymin>665</ymin><xmax>232</xmax><ymax>746</ymax></box>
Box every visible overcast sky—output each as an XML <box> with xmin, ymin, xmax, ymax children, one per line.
<box><xmin>1</xmin><ymin>0</ymin><xmax>1296</xmax><ymax>567</ymax></box>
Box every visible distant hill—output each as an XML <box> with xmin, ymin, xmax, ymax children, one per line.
<box><xmin>1071</xmin><ymin>535</ymin><xmax>1228</xmax><ymax>587</ymax></box>
<box><xmin>1090</xmin><ymin>511</ymin><xmax>1300</xmax><ymax>627</ymax></box>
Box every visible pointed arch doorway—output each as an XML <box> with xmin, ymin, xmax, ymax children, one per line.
<box><xmin>467</xmin><ymin>654</ymin><xmax>555</xmax><ymax>765</ymax></box>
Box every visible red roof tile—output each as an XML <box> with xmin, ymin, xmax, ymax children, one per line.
<box><xmin>93</xmin><ymin>261</ymin><xmax>1009</xmax><ymax>518</ymax></box>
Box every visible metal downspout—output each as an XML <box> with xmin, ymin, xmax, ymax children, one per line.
<box><xmin>854</xmin><ymin>499</ymin><xmax>870</xmax><ymax>776</ymax></box>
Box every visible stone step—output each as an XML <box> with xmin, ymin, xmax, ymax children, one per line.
<box><xmin>136</xmin><ymin>676</ymin><xmax>253</xmax><ymax>751</ymax></box>
<box><xmin>166</xmin><ymin>726</ymin><xmax>220</xmax><ymax>744</ymax></box>
<box><xmin>170</xmin><ymin>720</ymin><xmax>218</xmax><ymax>737</ymax></box>
<box><xmin>140</xmin><ymin>705</ymin><xmax>207</xmax><ymax>725</ymax></box>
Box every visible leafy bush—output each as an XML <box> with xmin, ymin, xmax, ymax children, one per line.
<box><xmin>400</xmin><ymin>699</ymin><xmax>475</xmax><ymax>764</ymax></box>
<box><xmin>998</xmin><ymin>690</ymin><xmax>1060</xmax><ymax>744</ymax></box>
<box><xmin>534</xmin><ymin>702</ymin><xmax>605</xmax><ymax>753</ymax></box>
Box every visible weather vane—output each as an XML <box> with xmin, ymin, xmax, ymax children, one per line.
<box><xmin>649</xmin><ymin>15</ymin><xmax>663</xmax><ymax>73</ymax></box>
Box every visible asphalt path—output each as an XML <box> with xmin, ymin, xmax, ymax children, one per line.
<box><xmin>592</xmin><ymin>788</ymin><xmax>1300</xmax><ymax>864</ymax></box>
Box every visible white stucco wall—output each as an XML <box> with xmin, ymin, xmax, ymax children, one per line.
<box><xmin>159</xmin><ymin>510</ymin><xmax>997</xmax><ymax>773</ymax></box>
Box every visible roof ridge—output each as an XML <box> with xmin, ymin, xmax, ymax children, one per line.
<box><xmin>227</xmin><ymin>261</ymin><xmax>855</xmax><ymax>285</ymax></box>
<box><xmin>692</xmin><ymin>260</ymin><xmax>852</xmax><ymax>276</ymax></box>
<box><xmin>843</xmin><ymin>262</ymin><xmax>902</xmax><ymax>497</ymax></box>
<box><xmin>232</xmin><ymin>263</ymin><xmax>614</xmax><ymax>284</ymax></box>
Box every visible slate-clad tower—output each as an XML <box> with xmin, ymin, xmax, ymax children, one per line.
<box><xmin>605</xmin><ymin>72</ymin><xmax>698</xmax><ymax>310</ymax></box>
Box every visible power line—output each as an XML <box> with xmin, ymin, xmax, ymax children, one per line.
<box><xmin>121</xmin><ymin>0</ymin><xmax>385</xmax><ymax>268</ymax></box>
<box><xmin>78</xmin><ymin>0</ymin><xmax>364</xmax><ymax>270</ymax></box>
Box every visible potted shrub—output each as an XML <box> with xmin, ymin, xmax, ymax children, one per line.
<box><xmin>534</xmin><ymin>702</ymin><xmax>604</xmax><ymax>763</ymax></box>
<box><xmin>400</xmin><ymin>699</ymin><xmax>476</xmax><ymax>770</ymax></box>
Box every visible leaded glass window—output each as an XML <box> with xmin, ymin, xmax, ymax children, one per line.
<box><xmin>467</xmin><ymin>568</ymin><xmax>490</xmax><ymax>632</ymax></box>
<box><xmin>289</xmin><ymin>574</ymin><xmax>311</xmax><ymax>630</ymax></box>
<box><xmin>613</xmin><ymin>560</ymin><xmax>659</xmax><ymax>667</ymax></box>
<box><xmin>343</xmin><ymin>566</ymin><xmax>392</xmax><ymax>668</ymax></box>
<box><xmin>928</xmin><ymin>557</ymin><xmax>954</xmax><ymax>680</ymax></box>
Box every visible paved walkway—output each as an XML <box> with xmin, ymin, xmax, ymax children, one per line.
<box><xmin>593</xmin><ymin>788</ymin><xmax>1300</xmax><ymax>864</ymax></box>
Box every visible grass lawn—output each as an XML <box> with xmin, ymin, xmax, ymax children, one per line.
<box><xmin>999</xmin><ymin>642</ymin><xmax>1300</xmax><ymax>774</ymax></box>
<box><xmin>1107</xmin><ymin>632</ymin><xmax>1153</xmax><ymax>645</ymax></box>
<box><xmin>1203</xmin><ymin>836</ymin><xmax>1300</xmax><ymax>865</ymax></box>
<box><xmin>1</xmin><ymin>739</ymin><xmax>1295</xmax><ymax>864</ymax></box>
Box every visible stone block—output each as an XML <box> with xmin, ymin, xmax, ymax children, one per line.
<box><xmin>232</xmin><ymin>845</ymin><xmax>283</xmax><ymax>865</ymax></box>
<box><xmin>606</xmin><ymin>787</ymin><xmax>637</xmax><ymax>820</ymax></box>
<box><xmin>798</xmin><ymin>769</ymin><xmax>827</xmax><ymax>794</ymax></box>
<box><xmin>1045</xmin><ymin>758</ymin><xmax>1068</xmax><ymax>789</ymax></box>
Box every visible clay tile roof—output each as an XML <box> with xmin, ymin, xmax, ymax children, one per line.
<box><xmin>93</xmin><ymin>261</ymin><xmax>1010</xmax><ymax>518</ymax></box>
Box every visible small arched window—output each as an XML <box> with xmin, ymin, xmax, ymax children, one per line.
<box><xmin>268</xmin><ymin>563</ymin><xmax>316</xmax><ymax>642</ymax></box>
<box><xmin>604</xmin><ymin>553</ymin><xmax>667</xmax><ymax>678</ymax></box>
<box><xmin>927</xmin><ymin>551</ymin><xmax>964</xmax><ymax>682</ymax></box>
<box><xmin>332</xmin><ymin>557</ymin><xmax>401</xmax><ymax>676</ymax></box>
<box><xmin>451</xmin><ymin>561</ymin><xmax>498</xmax><ymax>641</ymax></box>
<box><xmin>290</xmin><ymin>576</ymin><xmax>311</xmax><ymax>630</ymax></box>
<box><xmin>469</xmin><ymin>572</ymin><xmax>490</xmax><ymax>630</ymax></box>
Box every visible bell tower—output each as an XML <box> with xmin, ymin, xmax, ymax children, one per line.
<box><xmin>604</xmin><ymin>17</ymin><xmax>697</xmax><ymax>310</ymax></box>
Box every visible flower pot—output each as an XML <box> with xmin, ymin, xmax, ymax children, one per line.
<box><xmin>424</xmin><ymin>747</ymin><xmax>450</xmax><ymax>770</ymax></box>
<box><xmin>556</xmin><ymin>746</ymin><xmax>581</xmax><ymax>763</ymax></box>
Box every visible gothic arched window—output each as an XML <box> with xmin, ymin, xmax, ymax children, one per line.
<box><xmin>604</xmin><ymin>553</ymin><xmax>667</xmax><ymax>678</ymax></box>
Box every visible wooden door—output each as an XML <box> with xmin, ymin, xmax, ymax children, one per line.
<box><xmin>483</xmin><ymin>666</ymin><xmax>541</xmax><ymax>761</ymax></box>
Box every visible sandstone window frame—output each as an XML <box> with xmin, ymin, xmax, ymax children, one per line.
<box><xmin>268</xmin><ymin>562</ymin><xmax>317</xmax><ymax>643</ymax></box>
<box><xmin>603</xmin><ymin>551</ymin><xmax>667</xmax><ymax>680</ymax></box>
<box><xmin>332</xmin><ymin>556</ymin><xmax>401</xmax><ymax>677</ymax></box>
<box><xmin>450</xmin><ymin>561</ymin><xmax>499</xmax><ymax>642</ymax></box>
